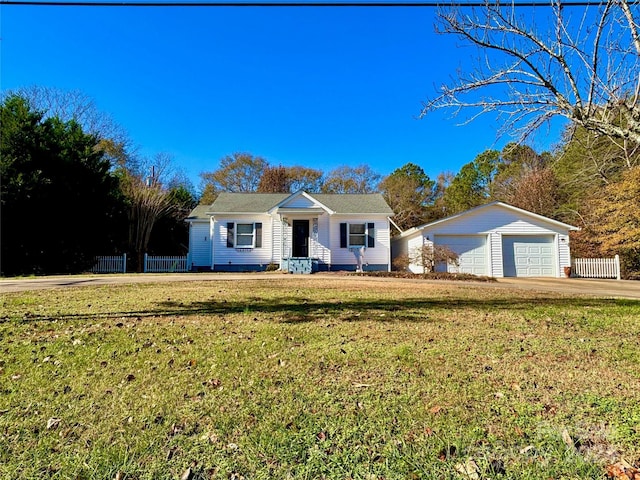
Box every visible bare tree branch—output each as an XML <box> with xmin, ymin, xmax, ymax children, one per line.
<box><xmin>423</xmin><ymin>0</ymin><xmax>640</xmax><ymax>144</ymax></box>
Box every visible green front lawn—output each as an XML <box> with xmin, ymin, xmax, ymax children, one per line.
<box><xmin>1</xmin><ymin>277</ymin><xmax>639</xmax><ymax>479</ymax></box>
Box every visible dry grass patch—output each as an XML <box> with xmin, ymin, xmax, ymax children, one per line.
<box><xmin>1</xmin><ymin>277</ymin><xmax>639</xmax><ymax>479</ymax></box>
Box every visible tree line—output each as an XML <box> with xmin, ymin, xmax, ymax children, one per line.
<box><xmin>3</xmin><ymin>85</ymin><xmax>638</xmax><ymax>277</ymax></box>
<box><xmin>1</xmin><ymin>91</ymin><xmax>196</xmax><ymax>276</ymax></box>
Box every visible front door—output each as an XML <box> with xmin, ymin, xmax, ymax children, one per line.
<box><xmin>292</xmin><ymin>220</ymin><xmax>310</xmax><ymax>257</ymax></box>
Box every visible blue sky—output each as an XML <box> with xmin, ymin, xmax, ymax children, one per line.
<box><xmin>1</xmin><ymin>3</ymin><xmax>563</xmax><ymax>191</ymax></box>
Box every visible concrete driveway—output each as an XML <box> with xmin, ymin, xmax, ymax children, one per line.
<box><xmin>493</xmin><ymin>277</ymin><xmax>640</xmax><ymax>299</ymax></box>
<box><xmin>1</xmin><ymin>273</ymin><xmax>639</xmax><ymax>299</ymax></box>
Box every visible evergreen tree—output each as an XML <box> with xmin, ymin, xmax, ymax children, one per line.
<box><xmin>1</xmin><ymin>95</ymin><xmax>126</xmax><ymax>275</ymax></box>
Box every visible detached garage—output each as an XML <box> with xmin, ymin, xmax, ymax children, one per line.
<box><xmin>391</xmin><ymin>202</ymin><xmax>579</xmax><ymax>278</ymax></box>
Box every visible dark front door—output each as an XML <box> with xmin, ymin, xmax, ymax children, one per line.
<box><xmin>292</xmin><ymin>220</ymin><xmax>310</xmax><ymax>257</ymax></box>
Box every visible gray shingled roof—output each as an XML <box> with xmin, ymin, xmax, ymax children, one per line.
<box><xmin>312</xmin><ymin>194</ymin><xmax>393</xmax><ymax>214</ymax></box>
<box><xmin>187</xmin><ymin>192</ymin><xmax>393</xmax><ymax>219</ymax></box>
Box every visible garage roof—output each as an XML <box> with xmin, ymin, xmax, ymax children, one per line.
<box><xmin>397</xmin><ymin>202</ymin><xmax>579</xmax><ymax>239</ymax></box>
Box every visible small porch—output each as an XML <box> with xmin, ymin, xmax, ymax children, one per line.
<box><xmin>279</xmin><ymin>214</ymin><xmax>327</xmax><ymax>274</ymax></box>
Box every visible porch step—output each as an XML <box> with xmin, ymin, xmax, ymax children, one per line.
<box><xmin>283</xmin><ymin>257</ymin><xmax>313</xmax><ymax>274</ymax></box>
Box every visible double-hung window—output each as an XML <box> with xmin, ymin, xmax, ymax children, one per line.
<box><xmin>236</xmin><ymin>223</ymin><xmax>255</xmax><ymax>247</ymax></box>
<box><xmin>340</xmin><ymin>222</ymin><xmax>375</xmax><ymax>248</ymax></box>
<box><xmin>348</xmin><ymin>223</ymin><xmax>366</xmax><ymax>247</ymax></box>
<box><xmin>227</xmin><ymin>222</ymin><xmax>263</xmax><ymax>248</ymax></box>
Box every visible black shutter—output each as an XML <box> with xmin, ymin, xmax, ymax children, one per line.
<box><xmin>255</xmin><ymin>222</ymin><xmax>262</xmax><ymax>248</ymax></box>
<box><xmin>340</xmin><ymin>223</ymin><xmax>347</xmax><ymax>248</ymax></box>
<box><xmin>367</xmin><ymin>223</ymin><xmax>375</xmax><ymax>248</ymax></box>
<box><xmin>227</xmin><ymin>222</ymin><xmax>235</xmax><ymax>248</ymax></box>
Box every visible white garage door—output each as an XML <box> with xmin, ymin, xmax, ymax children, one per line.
<box><xmin>502</xmin><ymin>236</ymin><xmax>555</xmax><ymax>277</ymax></box>
<box><xmin>435</xmin><ymin>235</ymin><xmax>488</xmax><ymax>275</ymax></box>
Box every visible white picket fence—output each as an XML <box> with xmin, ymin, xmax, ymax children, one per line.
<box><xmin>144</xmin><ymin>254</ymin><xmax>190</xmax><ymax>273</ymax></box>
<box><xmin>572</xmin><ymin>255</ymin><xmax>621</xmax><ymax>280</ymax></box>
<box><xmin>91</xmin><ymin>254</ymin><xmax>127</xmax><ymax>273</ymax></box>
<box><xmin>92</xmin><ymin>254</ymin><xmax>191</xmax><ymax>273</ymax></box>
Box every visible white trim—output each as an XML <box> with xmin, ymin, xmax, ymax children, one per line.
<box><xmin>235</xmin><ymin>222</ymin><xmax>256</xmax><ymax>248</ymax></box>
<box><xmin>487</xmin><ymin>233</ymin><xmax>493</xmax><ymax>277</ymax></box>
<box><xmin>210</xmin><ymin>217</ymin><xmax>216</xmax><ymax>269</ymax></box>
<box><xmin>347</xmin><ymin>222</ymin><xmax>367</xmax><ymax>248</ymax></box>
<box><xmin>268</xmin><ymin>190</ymin><xmax>336</xmax><ymax>215</ymax></box>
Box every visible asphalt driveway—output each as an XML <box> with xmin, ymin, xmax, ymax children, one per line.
<box><xmin>1</xmin><ymin>273</ymin><xmax>639</xmax><ymax>299</ymax></box>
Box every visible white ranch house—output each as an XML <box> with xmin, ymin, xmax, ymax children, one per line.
<box><xmin>186</xmin><ymin>191</ymin><xmax>394</xmax><ymax>273</ymax></box>
<box><xmin>392</xmin><ymin>202</ymin><xmax>579</xmax><ymax>278</ymax></box>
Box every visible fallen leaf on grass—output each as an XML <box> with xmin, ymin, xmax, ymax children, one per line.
<box><xmin>606</xmin><ymin>462</ymin><xmax>640</xmax><ymax>480</ymax></box>
<box><xmin>180</xmin><ymin>467</ymin><xmax>193</xmax><ymax>480</ymax></box>
<box><xmin>203</xmin><ymin>378</ymin><xmax>222</xmax><ymax>388</ymax></box>
<box><xmin>352</xmin><ymin>383</ymin><xmax>372</xmax><ymax>388</ymax></box>
<box><xmin>46</xmin><ymin>417</ymin><xmax>61</xmax><ymax>430</ymax></box>
<box><xmin>169</xmin><ymin>423</ymin><xmax>184</xmax><ymax>436</ymax></box>
<box><xmin>429</xmin><ymin>405</ymin><xmax>443</xmax><ymax>414</ymax></box>
<box><xmin>454</xmin><ymin>458</ymin><xmax>480</xmax><ymax>479</ymax></box>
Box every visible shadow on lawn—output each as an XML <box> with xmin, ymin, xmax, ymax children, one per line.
<box><xmin>9</xmin><ymin>294</ymin><xmax>638</xmax><ymax>324</ymax></box>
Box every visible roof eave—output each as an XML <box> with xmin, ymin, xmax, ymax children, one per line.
<box><xmin>396</xmin><ymin>201</ymin><xmax>579</xmax><ymax>238</ymax></box>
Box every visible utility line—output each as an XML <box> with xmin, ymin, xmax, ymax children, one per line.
<box><xmin>0</xmin><ymin>0</ymin><xmax>607</xmax><ymax>6</ymax></box>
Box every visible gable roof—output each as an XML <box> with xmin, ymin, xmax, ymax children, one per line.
<box><xmin>396</xmin><ymin>201</ymin><xmax>579</xmax><ymax>239</ymax></box>
<box><xmin>314</xmin><ymin>194</ymin><xmax>393</xmax><ymax>214</ymax></box>
<box><xmin>206</xmin><ymin>193</ymin><xmax>290</xmax><ymax>214</ymax></box>
<box><xmin>187</xmin><ymin>192</ymin><xmax>393</xmax><ymax>220</ymax></box>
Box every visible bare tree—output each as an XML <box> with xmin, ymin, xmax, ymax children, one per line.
<box><xmin>287</xmin><ymin>166</ymin><xmax>324</xmax><ymax>193</ymax></box>
<box><xmin>121</xmin><ymin>153</ymin><xmax>185</xmax><ymax>272</ymax></box>
<box><xmin>423</xmin><ymin>0</ymin><xmax>640</xmax><ymax>143</ymax></box>
<box><xmin>10</xmin><ymin>86</ymin><xmax>130</xmax><ymax>147</ymax></box>
<box><xmin>322</xmin><ymin>164</ymin><xmax>381</xmax><ymax>194</ymax></box>
<box><xmin>257</xmin><ymin>165</ymin><xmax>291</xmax><ymax>193</ymax></box>
<box><xmin>497</xmin><ymin>166</ymin><xmax>561</xmax><ymax>217</ymax></box>
<box><xmin>408</xmin><ymin>243</ymin><xmax>460</xmax><ymax>274</ymax></box>
<box><xmin>200</xmin><ymin>152</ymin><xmax>268</xmax><ymax>197</ymax></box>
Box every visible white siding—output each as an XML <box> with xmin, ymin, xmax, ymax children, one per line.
<box><xmin>329</xmin><ymin>216</ymin><xmax>391</xmax><ymax>270</ymax></box>
<box><xmin>272</xmin><ymin>217</ymin><xmax>282</xmax><ymax>263</ymax></box>
<box><xmin>558</xmin><ymin>234</ymin><xmax>571</xmax><ymax>277</ymax></box>
<box><xmin>213</xmin><ymin>215</ymin><xmax>274</xmax><ymax>268</ymax></box>
<box><xmin>392</xmin><ymin>204</ymin><xmax>574</xmax><ymax>278</ymax></box>
<box><xmin>406</xmin><ymin>234</ymin><xmax>429</xmax><ymax>273</ymax></box>
<box><xmin>430</xmin><ymin>206</ymin><xmax>566</xmax><ymax>235</ymax></box>
<box><xmin>189</xmin><ymin>221</ymin><xmax>211</xmax><ymax>268</ymax></box>
<box><xmin>312</xmin><ymin>215</ymin><xmax>331</xmax><ymax>264</ymax></box>
<box><xmin>489</xmin><ymin>232</ymin><xmax>503</xmax><ymax>277</ymax></box>
<box><xmin>284</xmin><ymin>196</ymin><xmax>317</xmax><ymax>208</ymax></box>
